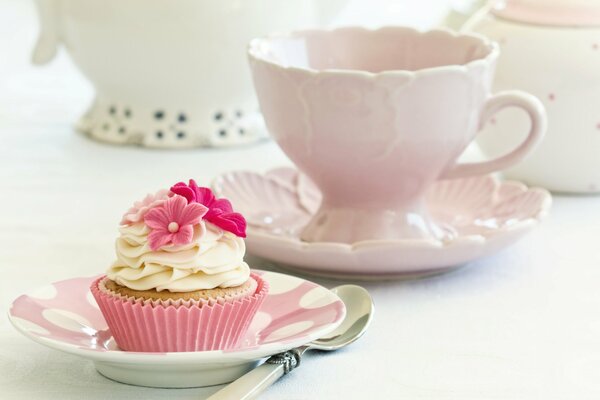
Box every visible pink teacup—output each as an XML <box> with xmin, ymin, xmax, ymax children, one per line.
<box><xmin>248</xmin><ymin>27</ymin><xmax>546</xmax><ymax>243</ymax></box>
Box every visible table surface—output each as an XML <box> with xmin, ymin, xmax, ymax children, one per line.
<box><xmin>2</xmin><ymin>1</ymin><xmax>600</xmax><ymax>399</ymax></box>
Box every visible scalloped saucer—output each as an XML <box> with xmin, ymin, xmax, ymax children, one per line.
<box><xmin>8</xmin><ymin>270</ymin><xmax>345</xmax><ymax>388</ymax></box>
<box><xmin>213</xmin><ymin>167</ymin><xmax>552</xmax><ymax>279</ymax></box>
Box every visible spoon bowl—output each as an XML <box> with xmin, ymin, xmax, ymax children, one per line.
<box><xmin>308</xmin><ymin>285</ymin><xmax>374</xmax><ymax>351</ymax></box>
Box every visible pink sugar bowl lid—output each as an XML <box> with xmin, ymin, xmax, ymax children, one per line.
<box><xmin>491</xmin><ymin>0</ymin><xmax>600</xmax><ymax>27</ymax></box>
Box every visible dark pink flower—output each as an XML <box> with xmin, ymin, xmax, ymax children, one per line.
<box><xmin>170</xmin><ymin>179</ymin><xmax>247</xmax><ymax>238</ymax></box>
<box><xmin>144</xmin><ymin>195</ymin><xmax>208</xmax><ymax>251</ymax></box>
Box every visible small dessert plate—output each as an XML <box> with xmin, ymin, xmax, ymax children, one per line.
<box><xmin>8</xmin><ymin>270</ymin><xmax>345</xmax><ymax>388</ymax></box>
<box><xmin>213</xmin><ymin>167</ymin><xmax>552</xmax><ymax>279</ymax></box>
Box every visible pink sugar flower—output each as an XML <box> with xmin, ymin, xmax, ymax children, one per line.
<box><xmin>144</xmin><ymin>195</ymin><xmax>208</xmax><ymax>251</ymax></box>
<box><xmin>171</xmin><ymin>179</ymin><xmax>247</xmax><ymax>238</ymax></box>
<box><xmin>120</xmin><ymin>189</ymin><xmax>171</xmax><ymax>226</ymax></box>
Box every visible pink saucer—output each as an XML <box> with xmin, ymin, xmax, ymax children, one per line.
<box><xmin>8</xmin><ymin>270</ymin><xmax>345</xmax><ymax>388</ymax></box>
<box><xmin>213</xmin><ymin>167</ymin><xmax>552</xmax><ymax>279</ymax></box>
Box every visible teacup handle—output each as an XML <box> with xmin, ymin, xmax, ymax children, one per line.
<box><xmin>441</xmin><ymin>91</ymin><xmax>547</xmax><ymax>180</ymax></box>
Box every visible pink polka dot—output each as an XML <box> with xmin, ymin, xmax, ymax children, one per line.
<box><xmin>490</xmin><ymin>117</ymin><xmax>497</xmax><ymax>125</ymax></box>
<box><xmin>593</xmin><ymin>43</ymin><xmax>599</xmax><ymax>50</ymax></box>
<box><xmin>548</xmin><ymin>93</ymin><xmax>555</xmax><ymax>101</ymax></box>
<box><xmin>596</xmin><ymin>123</ymin><xmax>600</xmax><ymax>130</ymax></box>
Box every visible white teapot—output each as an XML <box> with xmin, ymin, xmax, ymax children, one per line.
<box><xmin>464</xmin><ymin>0</ymin><xmax>600</xmax><ymax>193</ymax></box>
<box><xmin>32</xmin><ymin>0</ymin><xmax>347</xmax><ymax>148</ymax></box>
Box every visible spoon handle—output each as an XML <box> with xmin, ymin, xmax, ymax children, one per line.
<box><xmin>207</xmin><ymin>350</ymin><xmax>301</xmax><ymax>400</ymax></box>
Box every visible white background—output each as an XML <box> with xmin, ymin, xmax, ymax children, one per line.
<box><xmin>1</xmin><ymin>0</ymin><xmax>600</xmax><ymax>399</ymax></box>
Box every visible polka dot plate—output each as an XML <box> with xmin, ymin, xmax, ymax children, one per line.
<box><xmin>8</xmin><ymin>270</ymin><xmax>346</xmax><ymax>388</ymax></box>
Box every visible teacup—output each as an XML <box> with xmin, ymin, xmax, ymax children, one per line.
<box><xmin>248</xmin><ymin>27</ymin><xmax>546</xmax><ymax>243</ymax></box>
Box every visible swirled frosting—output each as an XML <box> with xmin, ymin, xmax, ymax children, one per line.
<box><xmin>107</xmin><ymin>220</ymin><xmax>250</xmax><ymax>292</ymax></box>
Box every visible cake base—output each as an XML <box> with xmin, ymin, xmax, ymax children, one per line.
<box><xmin>103</xmin><ymin>278</ymin><xmax>257</xmax><ymax>303</ymax></box>
<box><xmin>91</xmin><ymin>273</ymin><xmax>269</xmax><ymax>352</ymax></box>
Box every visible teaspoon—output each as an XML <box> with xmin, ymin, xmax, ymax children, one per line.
<box><xmin>208</xmin><ymin>284</ymin><xmax>374</xmax><ymax>400</ymax></box>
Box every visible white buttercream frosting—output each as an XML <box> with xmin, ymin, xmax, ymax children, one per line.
<box><xmin>107</xmin><ymin>221</ymin><xmax>250</xmax><ymax>292</ymax></box>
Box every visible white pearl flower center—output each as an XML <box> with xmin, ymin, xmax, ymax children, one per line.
<box><xmin>168</xmin><ymin>222</ymin><xmax>180</xmax><ymax>233</ymax></box>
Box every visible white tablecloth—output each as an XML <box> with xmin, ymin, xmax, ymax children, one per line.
<box><xmin>2</xmin><ymin>1</ymin><xmax>600</xmax><ymax>399</ymax></box>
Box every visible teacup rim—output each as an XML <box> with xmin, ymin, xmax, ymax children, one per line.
<box><xmin>248</xmin><ymin>26</ymin><xmax>499</xmax><ymax>78</ymax></box>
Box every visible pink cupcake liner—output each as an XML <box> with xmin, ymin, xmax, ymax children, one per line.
<box><xmin>90</xmin><ymin>273</ymin><xmax>268</xmax><ymax>352</ymax></box>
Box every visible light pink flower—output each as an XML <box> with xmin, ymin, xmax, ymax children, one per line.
<box><xmin>120</xmin><ymin>189</ymin><xmax>171</xmax><ymax>225</ymax></box>
<box><xmin>144</xmin><ymin>195</ymin><xmax>208</xmax><ymax>251</ymax></box>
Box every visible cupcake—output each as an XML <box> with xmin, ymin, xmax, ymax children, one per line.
<box><xmin>91</xmin><ymin>179</ymin><xmax>268</xmax><ymax>352</ymax></box>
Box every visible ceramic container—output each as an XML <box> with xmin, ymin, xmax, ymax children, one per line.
<box><xmin>32</xmin><ymin>0</ymin><xmax>347</xmax><ymax>148</ymax></box>
<box><xmin>464</xmin><ymin>0</ymin><xmax>600</xmax><ymax>193</ymax></box>
<box><xmin>248</xmin><ymin>27</ymin><xmax>546</xmax><ymax>244</ymax></box>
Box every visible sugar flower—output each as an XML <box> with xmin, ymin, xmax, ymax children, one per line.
<box><xmin>170</xmin><ymin>179</ymin><xmax>247</xmax><ymax>238</ymax></box>
<box><xmin>120</xmin><ymin>189</ymin><xmax>170</xmax><ymax>225</ymax></box>
<box><xmin>144</xmin><ymin>195</ymin><xmax>208</xmax><ymax>251</ymax></box>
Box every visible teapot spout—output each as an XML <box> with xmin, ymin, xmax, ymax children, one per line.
<box><xmin>442</xmin><ymin>0</ymin><xmax>491</xmax><ymax>31</ymax></box>
<box><xmin>315</xmin><ymin>0</ymin><xmax>348</xmax><ymax>27</ymax></box>
<box><xmin>32</xmin><ymin>0</ymin><xmax>60</xmax><ymax>65</ymax></box>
